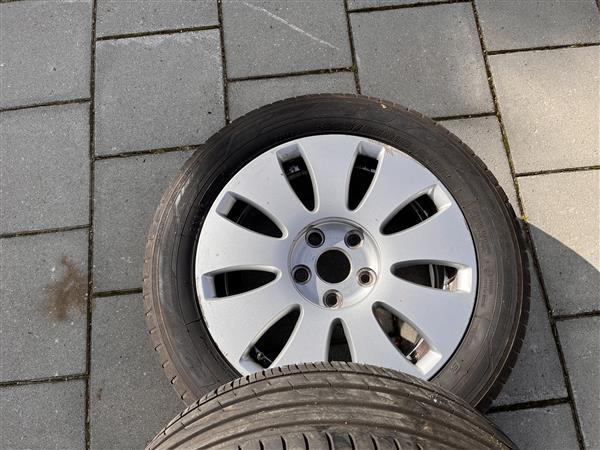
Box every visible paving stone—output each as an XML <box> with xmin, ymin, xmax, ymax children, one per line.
<box><xmin>94</xmin><ymin>30</ymin><xmax>224</xmax><ymax>155</ymax></box>
<box><xmin>0</xmin><ymin>104</ymin><xmax>90</xmax><ymax>234</ymax></box>
<box><xmin>90</xmin><ymin>294</ymin><xmax>182</xmax><ymax>449</ymax></box>
<box><xmin>0</xmin><ymin>1</ymin><xmax>91</xmax><ymax>108</ymax></box>
<box><xmin>0</xmin><ymin>230</ymin><xmax>88</xmax><ymax>381</ymax></box>
<box><xmin>519</xmin><ymin>171</ymin><xmax>599</xmax><ymax>315</ymax></box>
<box><xmin>222</xmin><ymin>0</ymin><xmax>352</xmax><ymax>78</ymax></box>
<box><xmin>557</xmin><ymin>316</ymin><xmax>600</xmax><ymax>449</ymax></box>
<box><xmin>347</xmin><ymin>0</ymin><xmax>429</xmax><ymax>10</ymax></box>
<box><xmin>489</xmin><ymin>46</ymin><xmax>600</xmax><ymax>172</ymax></box>
<box><xmin>228</xmin><ymin>72</ymin><xmax>356</xmax><ymax>120</ymax></box>
<box><xmin>0</xmin><ymin>380</ymin><xmax>86</xmax><ymax>450</ymax></box>
<box><xmin>442</xmin><ymin>116</ymin><xmax>518</xmax><ymax>211</ymax></box>
<box><xmin>93</xmin><ymin>151</ymin><xmax>190</xmax><ymax>292</ymax></box>
<box><xmin>350</xmin><ymin>4</ymin><xmax>493</xmax><ymax>117</ymax></box>
<box><xmin>493</xmin><ymin>266</ymin><xmax>566</xmax><ymax>406</ymax></box>
<box><xmin>489</xmin><ymin>404</ymin><xmax>579</xmax><ymax>450</ymax></box>
<box><xmin>475</xmin><ymin>0</ymin><xmax>600</xmax><ymax>51</ymax></box>
<box><xmin>96</xmin><ymin>0</ymin><xmax>218</xmax><ymax>37</ymax></box>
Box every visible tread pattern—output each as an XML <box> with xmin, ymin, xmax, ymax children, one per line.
<box><xmin>142</xmin><ymin>94</ymin><xmax>530</xmax><ymax>411</ymax></box>
<box><xmin>145</xmin><ymin>362</ymin><xmax>516</xmax><ymax>450</ymax></box>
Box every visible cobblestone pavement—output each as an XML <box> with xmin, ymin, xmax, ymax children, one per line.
<box><xmin>1</xmin><ymin>1</ymin><xmax>598</xmax><ymax>449</ymax></box>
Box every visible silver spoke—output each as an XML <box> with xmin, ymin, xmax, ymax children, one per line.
<box><xmin>374</xmin><ymin>275</ymin><xmax>473</xmax><ymax>359</ymax></box>
<box><xmin>355</xmin><ymin>148</ymin><xmax>439</xmax><ymax>232</ymax></box>
<box><xmin>379</xmin><ymin>203</ymin><xmax>476</xmax><ymax>270</ymax></box>
<box><xmin>273</xmin><ymin>307</ymin><xmax>332</xmax><ymax>366</ymax></box>
<box><xmin>201</xmin><ymin>277</ymin><xmax>298</xmax><ymax>363</ymax></box>
<box><xmin>343</xmin><ymin>305</ymin><xmax>422</xmax><ymax>377</ymax></box>
<box><xmin>225</xmin><ymin>150</ymin><xmax>310</xmax><ymax>233</ymax></box>
<box><xmin>299</xmin><ymin>135</ymin><xmax>359</xmax><ymax>216</ymax></box>
<box><xmin>196</xmin><ymin>213</ymin><xmax>286</xmax><ymax>275</ymax></box>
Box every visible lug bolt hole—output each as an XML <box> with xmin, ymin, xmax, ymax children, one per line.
<box><xmin>306</xmin><ymin>228</ymin><xmax>325</xmax><ymax>247</ymax></box>
<box><xmin>292</xmin><ymin>265</ymin><xmax>311</xmax><ymax>284</ymax></box>
<box><xmin>323</xmin><ymin>290</ymin><xmax>342</xmax><ymax>308</ymax></box>
<box><xmin>358</xmin><ymin>268</ymin><xmax>376</xmax><ymax>286</ymax></box>
<box><xmin>344</xmin><ymin>230</ymin><xmax>363</xmax><ymax>248</ymax></box>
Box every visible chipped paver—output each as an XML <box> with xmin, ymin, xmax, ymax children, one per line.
<box><xmin>1</xmin><ymin>1</ymin><xmax>598</xmax><ymax>448</ymax></box>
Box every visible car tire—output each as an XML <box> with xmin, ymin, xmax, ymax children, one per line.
<box><xmin>146</xmin><ymin>362</ymin><xmax>517</xmax><ymax>450</ymax></box>
<box><xmin>143</xmin><ymin>94</ymin><xmax>529</xmax><ymax>409</ymax></box>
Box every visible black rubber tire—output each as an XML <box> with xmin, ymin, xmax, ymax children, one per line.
<box><xmin>146</xmin><ymin>362</ymin><xmax>517</xmax><ymax>450</ymax></box>
<box><xmin>143</xmin><ymin>94</ymin><xmax>530</xmax><ymax>409</ymax></box>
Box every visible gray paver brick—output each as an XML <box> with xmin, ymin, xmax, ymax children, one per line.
<box><xmin>0</xmin><ymin>104</ymin><xmax>90</xmax><ymax>234</ymax></box>
<box><xmin>0</xmin><ymin>230</ymin><xmax>88</xmax><ymax>381</ymax></box>
<box><xmin>442</xmin><ymin>116</ymin><xmax>518</xmax><ymax>211</ymax></box>
<box><xmin>96</xmin><ymin>0</ymin><xmax>218</xmax><ymax>37</ymax></box>
<box><xmin>350</xmin><ymin>3</ymin><xmax>493</xmax><ymax>117</ymax></box>
<box><xmin>90</xmin><ymin>294</ymin><xmax>182</xmax><ymax>449</ymax></box>
<box><xmin>348</xmin><ymin>0</ymin><xmax>429</xmax><ymax>9</ymax></box>
<box><xmin>475</xmin><ymin>0</ymin><xmax>600</xmax><ymax>51</ymax></box>
<box><xmin>0</xmin><ymin>1</ymin><xmax>91</xmax><ymax>108</ymax></box>
<box><xmin>0</xmin><ymin>380</ymin><xmax>86</xmax><ymax>450</ymax></box>
<box><xmin>94</xmin><ymin>30</ymin><xmax>224</xmax><ymax>156</ymax></box>
<box><xmin>489</xmin><ymin>46</ymin><xmax>600</xmax><ymax>172</ymax></box>
<box><xmin>489</xmin><ymin>404</ymin><xmax>579</xmax><ymax>450</ymax></box>
<box><xmin>222</xmin><ymin>0</ymin><xmax>352</xmax><ymax>78</ymax></box>
<box><xmin>519</xmin><ymin>171</ymin><xmax>600</xmax><ymax>315</ymax></box>
<box><xmin>93</xmin><ymin>151</ymin><xmax>190</xmax><ymax>292</ymax></box>
<box><xmin>557</xmin><ymin>316</ymin><xmax>600</xmax><ymax>449</ymax></box>
<box><xmin>228</xmin><ymin>72</ymin><xmax>357</xmax><ymax>120</ymax></box>
<box><xmin>493</xmin><ymin>266</ymin><xmax>566</xmax><ymax>406</ymax></box>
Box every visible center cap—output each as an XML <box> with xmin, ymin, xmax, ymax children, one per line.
<box><xmin>316</xmin><ymin>249</ymin><xmax>351</xmax><ymax>283</ymax></box>
<box><xmin>289</xmin><ymin>219</ymin><xmax>380</xmax><ymax>309</ymax></box>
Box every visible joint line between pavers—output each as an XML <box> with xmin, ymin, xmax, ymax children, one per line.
<box><xmin>348</xmin><ymin>0</ymin><xmax>469</xmax><ymax>14</ymax></box>
<box><xmin>217</xmin><ymin>0</ymin><xmax>230</xmax><ymax>124</ymax></box>
<box><xmin>488</xmin><ymin>397</ymin><xmax>571</xmax><ymax>414</ymax></box>
<box><xmin>96</xmin><ymin>25</ymin><xmax>220</xmax><ymax>42</ymax></box>
<box><xmin>0</xmin><ymin>98</ymin><xmax>91</xmax><ymax>113</ymax></box>
<box><xmin>0</xmin><ymin>374</ymin><xmax>88</xmax><ymax>388</ymax></box>
<box><xmin>227</xmin><ymin>67</ymin><xmax>355</xmax><ymax>83</ymax></box>
<box><xmin>487</xmin><ymin>42</ymin><xmax>600</xmax><ymax>56</ymax></box>
<box><xmin>470</xmin><ymin>2</ymin><xmax>587</xmax><ymax>447</ymax></box>
<box><xmin>0</xmin><ymin>224</ymin><xmax>90</xmax><ymax>240</ymax></box>
<box><xmin>93</xmin><ymin>288</ymin><xmax>143</xmax><ymax>299</ymax></box>
<box><xmin>94</xmin><ymin>145</ymin><xmax>198</xmax><ymax>161</ymax></box>
<box><xmin>516</xmin><ymin>165</ymin><xmax>600</xmax><ymax>178</ymax></box>
<box><xmin>343</xmin><ymin>0</ymin><xmax>362</xmax><ymax>94</ymax></box>
<box><xmin>85</xmin><ymin>1</ymin><xmax>98</xmax><ymax>449</ymax></box>
<box><xmin>433</xmin><ymin>111</ymin><xmax>496</xmax><ymax>121</ymax></box>
<box><xmin>554</xmin><ymin>311</ymin><xmax>600</xmax><ymax>322</ymax></box>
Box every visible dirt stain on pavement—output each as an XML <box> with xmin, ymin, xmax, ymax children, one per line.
<box><xmin>43</xmin><ymin>256</ymin><xmax>88</xmax><ymax>321</ymax></box>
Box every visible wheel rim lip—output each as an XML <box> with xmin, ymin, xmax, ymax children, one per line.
<box><xmin>194</xmin><ymin>134</ymin><xmax>478</xmax><ymax>378</ymax></box>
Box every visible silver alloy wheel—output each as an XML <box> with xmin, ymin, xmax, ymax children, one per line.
<box><xmin>195</xmin><ymin>134</ymin><xmax>477</xmax><ymax>379</ymax></box>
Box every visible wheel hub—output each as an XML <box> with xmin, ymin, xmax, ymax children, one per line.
<box><xmin>289</xmin><ymin>220</ymin><xmax>380</xmax><ymax>309</ymax></box>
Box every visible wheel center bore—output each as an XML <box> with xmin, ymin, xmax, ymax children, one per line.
<box><xmin>289</xmin><ymin>220</ymin><xmax>380</xmax><ymax>309</ymax></box>
<box><xmin>316</xmin><ymin>249</ymin><xmax>351</xmax><ymax>283</ymax></box>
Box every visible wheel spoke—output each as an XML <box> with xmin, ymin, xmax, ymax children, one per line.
<box><xmin>201</xmin><ymin>277</ymin><xmax>298</xmax><ymax>363</ymax></box>
<box><xmin>342</xmin><ymin>306</ymin><xmax>422</xmax><ymax>377</ymax></box>
<box><xmin>374</xmin><ymin>275</ymin><xmax>473</xmax><ymax>359</ymax></box>
<box><xmin>272</xmin><ymin>307</ymin><xmax>332</xmax><ymax>366</ymax></box>
<box><xmin>299</xmin><ymin>135</ymin><xmax>360</xmax><ymax>216</ymax></box>
<box><xmin>196</xmin><ymin>213</ymin><xmax>287</xmax><ymax>275</ymax></box>
<box><xmin>224</xmin><ymin>150</ymin><xmax>310</xmax><ymax>232</ymax></box>
<box><xmin>355</xmin><ymin>148</ymin><xmax>439</xmax><ymax>232</ymax></box>
<box><xmin>379</xmin><ymin>203</ymin><xmax>476</xmax><ymax>269</ymax></box>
